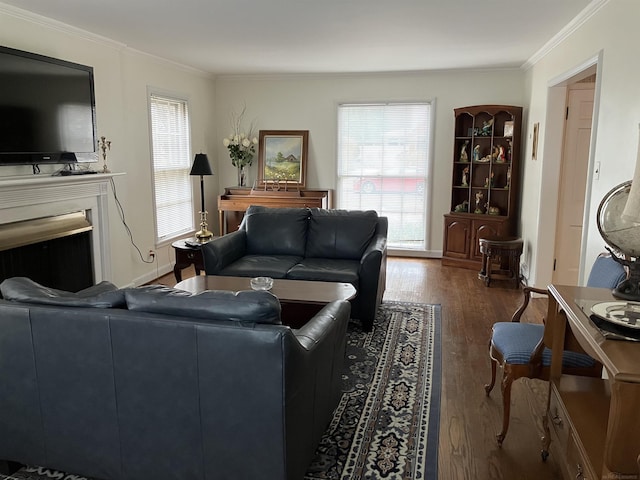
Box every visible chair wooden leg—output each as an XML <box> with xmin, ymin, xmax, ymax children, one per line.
<box><xmin>497</xmin><ymin>366</ymin><xmax>514</xmax><ymax>447</ymax></box>
<box><xmin>485</xmin><ymin>357</ymin><xmax>497</xmax><ymax>395</ymax></box>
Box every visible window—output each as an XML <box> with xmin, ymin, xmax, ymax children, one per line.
<box><xmin>149</xmin><ymin>93</ymin><xmax>194</xmax><ymax>243</ymax></box>
<box><xmin>337</xmin><ymin>103</ymin><xmax>431</xmax><ymax>251</ymax></box>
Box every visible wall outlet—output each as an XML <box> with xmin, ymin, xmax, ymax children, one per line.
<box><xmin>148</xmin><ymin>249</ymin><xmax>156</xmax><ymax>261</ymax></box>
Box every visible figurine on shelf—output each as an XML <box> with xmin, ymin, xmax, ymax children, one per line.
<box><xmin>473</xmin><ymin>145</ymin><xmax>480</xmax><ymax>162</ymax></box>
<box><xmin>484</xmin><ymin>172</ymin><xmax>494</xmax><ymax>188</ymax></box>
<box><xmin>496</xmin><ymin>145</ymin><xmax>506</xmax><ymax>163</ymax></box>
<box><xmin>480</xmin><ymin>118</ymin><xmax>494</xmax><ymax>136</ymax></box>
<box><xmin>459</xmin><ymin>140</ymin><xmax>469</xmax><ymax>162</ymax></box>
<box><xmin>488</xmin><ymin>205</ymin><xmax>500</xmax><ymax>215</ymax></box>
<box><xmin>491</xmin><ymin>145</ymin><xmax>499</xmax><ymax>161</ymax></box>
<box><xmin>461</xmin><ymin>167</ymin><xmax>469</xmax><ymax>186</ymax></box>
<box><xmin>506</xmin><ymin>166</ymin><xmax>512</xmax><ymax>188</ymax></box>
<box><xmin>475</xmin><ymin>191</ymin><xmax>484</xmax><ymax>213</ymax></box>
<box><xmin>454</xmin><ymin>200</ymin><xmax>469</xmax><ymax>213</ymax></box>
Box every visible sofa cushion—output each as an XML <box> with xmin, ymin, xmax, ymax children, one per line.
<box><xmin>220</xmin><ymin>255</ymin><xmax>302</xmax><ymax>279</ymax></box>
<box><xmin>0</xmin><ymin>276</ymin><xmax>125</xmax><ymax>308</ymax></box>
<box><xmin>286</xmin><ymin>258</ymin><xmax>360</xmax><ymax>285</ymax></box>
<box><xmin>125</xmin><ymin>285</ymin><xmax>282</xmax><ymax>324</ymax></box>
<box><xmin>244</xmin><ymin>206</ymin><xmax>309</xmax><ymax>256</ymax></box>
<box><xmin>306</xmin><ymin>209</ymin><xmax>378</xmax><ymax>260</ymax></box>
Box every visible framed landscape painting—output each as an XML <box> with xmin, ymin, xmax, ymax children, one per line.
<box><xmin>258</xmin><ymin>130</ymin><xmax>308</xmax><ymax>188</ymax></box>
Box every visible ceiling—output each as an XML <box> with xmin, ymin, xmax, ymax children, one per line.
<box><xmin>1</xmin><ymin>0</ymin><xmax>597</xmax><ymax>75</ymax></box>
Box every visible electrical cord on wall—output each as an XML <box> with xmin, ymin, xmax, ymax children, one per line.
<box><xmin>109</xmin><ymin>177</ymin><xmax>155</xmax><ymax>264</ymax></box>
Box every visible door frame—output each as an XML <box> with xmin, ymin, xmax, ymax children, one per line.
<box><xmin>533</xmin><ymin>51</ymin><xmax>603</xmax><ymax>287</ymax></box>
<box><xmin>552</xmin><ymin>81</ymin><xmax>595</xmax><ymax>285</ymax></box>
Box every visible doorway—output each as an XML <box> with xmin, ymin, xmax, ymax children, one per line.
<box><xmin>552</xmin><ymin>75</ymin><xmax>596</xmax><ymax>285</ymax></box>
<box><xmin>532</xmin><ymin>54</ymin><xmax>601</xmax><ymax>288</ymax></box>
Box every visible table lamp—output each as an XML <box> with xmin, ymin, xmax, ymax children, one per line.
<box><xmin>189</xmin><ymin>153</ymin><xmax>214</xmax><ymax>241</ymax></box>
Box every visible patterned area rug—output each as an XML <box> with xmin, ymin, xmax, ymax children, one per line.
<box><xmin>2</xmin><ymin>301</ymin><xmax>441</xmax><ymax>480</ymax></box>
<box><xmin>305</xmin><ymin>301</ymin><xmax>441</xmax><ymax>480</ymax></box>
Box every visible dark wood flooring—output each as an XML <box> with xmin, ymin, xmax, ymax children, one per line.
<box><xmin>156</xmin><ymin>257</ymin><xmax>562</xmax><ymax>480</ymax></box>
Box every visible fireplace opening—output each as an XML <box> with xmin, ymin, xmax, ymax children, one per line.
<box><xmin>0</xmin><ymin>212</ymin><xmax>94</xmax><ymax>293</ymax></box>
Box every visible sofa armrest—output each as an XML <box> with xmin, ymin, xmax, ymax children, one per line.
<box><xmin>286</xmin><ymin>299</ymin><xmax>350</xmax><ymax>476</ymax></box>
<box><xmin>353</xmin><ymin>233</ymin><xmax>387</xmax><ymax>330</ymax></box>
<box><xmin>361</xmin><ymin>216</ymin><xmax>388</xmax><ymax>270</ymax></box>
<box><xmin>359</xmin><ymin>233</ymin><xmax>387</xmax><ymax>288</ymax></box>
<box><xmin>294</xmin><ymin>300</ymin><xmax>350</xmax><ymax>349</ymax></box>
<box><xmin>361</xmin><ymin>234</ymin><xmax>386</xmax><ymax>265</ymax></box>
<box><xmin>201</xmin><ymin>230</ymin><xmax>247</xmax><ymax>274</ymax></box>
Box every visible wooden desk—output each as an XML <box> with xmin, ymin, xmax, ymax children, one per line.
<box><xmin>218</xmin><ymin>186</ymin><xmax>332</xmax><ymax>234</ymax></box>
<box><xmin>543</xmin><ymin>285</ymin><xmax>640</xmax><ymax>480</ymax></box>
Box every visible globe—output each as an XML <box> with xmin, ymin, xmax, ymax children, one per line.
<box><xmin>597</xmin><ymin>181</ymin><xmax>640</xmax><ymax>257</ymax></box>
<box><xmin>597</xmin><ymin>180</ymin><xmax>640</xmax><ymax>300</ymax></box>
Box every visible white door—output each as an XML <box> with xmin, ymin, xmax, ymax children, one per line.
<box><xmin>552</xmin><ymin>83</ymin><xmax>595</xmax><ymax>284</ymax></box>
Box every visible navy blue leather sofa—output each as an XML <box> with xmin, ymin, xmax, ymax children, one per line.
<box><xmin>202</xmin><ymin>206</ymin><xmax>388</xmax><ymax>331</ymax></box>
<box><xmin>0</xmin><ymin>277</ymin><xmax>349</xmax><ymax>480</ymax></box>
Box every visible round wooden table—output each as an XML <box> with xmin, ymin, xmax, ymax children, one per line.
<box><xmin>478</xmin><ymin>236</ymin><xmax>523</xmax><ymax>288</ymax></box>
<box><xmin>171</xmin><ymin>239</ymin><xmax>207</xmax><ymax>282</ymax></box>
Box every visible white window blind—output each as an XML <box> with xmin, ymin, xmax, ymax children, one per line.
<box><xmin>337</xmin><ymin>103</ymin><xmax>431</xmax><ymax>250</ymax></box>
<box><xmin>149</xmin><ymin>94</ymin><xmax>194</xmax><ymax>243</ymax></box>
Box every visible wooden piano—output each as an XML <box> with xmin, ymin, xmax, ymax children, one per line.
<box><xmin>218</xmin><ymin>186</ymin><xmax>333</xmax><ymax>234</ymax></box>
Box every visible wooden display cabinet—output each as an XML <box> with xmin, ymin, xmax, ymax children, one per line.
<box><xmin>442</xmin><ymin>105</ymin><xmax>522</xmax><ymax>269</ymax></box>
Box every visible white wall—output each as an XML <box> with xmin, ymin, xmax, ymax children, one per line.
<box><xmin>214</xmin><ymin>70</ymin><xmax>525</xmax><ymax>254</ymax></box>
<box><xmin>521</xmin><ymin>0</ymin><xmax>640</xmax><ymax>287</ymax></box>
<box><xmin>0</xmin><ymin>5</ymin><xmax>216</xmax><ymax>287</ymax></box>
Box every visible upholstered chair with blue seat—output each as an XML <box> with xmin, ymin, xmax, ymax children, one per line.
<box><xmin>484</xmin><ymin>254</ymin><xmax>627</xmax><ymax>446</ymax></box>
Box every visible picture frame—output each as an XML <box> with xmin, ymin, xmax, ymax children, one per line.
<box><xmin>258</xmin><ymin>130</ymin><xmax>309</xmax><ymax>187</ymax></box>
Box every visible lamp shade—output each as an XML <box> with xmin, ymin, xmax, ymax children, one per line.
<box><xmin>190</xmin><ymin>153</ymin><xmax>213</xmax><ymax>176</ymax></box>
<box><xmin>622</xmin><ymin>124</ymin><xmax>640</xmax><ymax>223</ymax></box>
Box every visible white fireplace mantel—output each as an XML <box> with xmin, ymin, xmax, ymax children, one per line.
<box><xmin>0</xmin><ymin>173</ymin><xmax>123</xmax><ymax>283</ymax></box>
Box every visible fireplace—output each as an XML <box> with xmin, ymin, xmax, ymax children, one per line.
<box><xmin>0</xmin><ymin>173</ymin><xmax>117</xmax><ymax>290</ymax></box>
<box><xmin>0</xmin><ymin>212</ymin><xmax>94</xmax><ymax>292</ymax></box>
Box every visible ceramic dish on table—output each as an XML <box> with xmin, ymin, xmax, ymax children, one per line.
<box><xmin>250</xmin><ymin>276</ymin><xmax>273</xmax><ymax>291</ymax></box>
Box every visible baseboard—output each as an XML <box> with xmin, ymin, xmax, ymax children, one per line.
<box><xmin>129</xmin><ymin>261</ymin><xmax>174</xmax><ymax>287</ymax></box>
<box><xmin>389</xmin><ymin>249</ymin><xmax>442</xmax><ymax>258</ymax></box>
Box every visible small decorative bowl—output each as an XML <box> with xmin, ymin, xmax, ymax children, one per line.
<box><xmin>250</xmin><ymin>276</ymin><xmax>273</xmax><ymax>291</ymax></box>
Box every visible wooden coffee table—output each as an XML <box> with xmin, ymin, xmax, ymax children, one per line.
<box><xmin>174</xmin><ymin>275</ymin><xmax>356</xmax><ymax>328</ymax></box>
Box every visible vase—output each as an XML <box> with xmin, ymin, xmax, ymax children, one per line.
<box><xmin>237</xmin><ymin>165</ymin><xmax>247</xmax><ymax>187</ymax></box>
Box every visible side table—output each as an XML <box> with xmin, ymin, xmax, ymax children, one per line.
<box><xmin>478</xmin><ymin>236</ymin><xmax>523</xmax><ymax>288</ymax></box>
<box><xmin>171</xmin><ymin>239</ymin><xmax>207</xmax><ymax>283</ymax></box>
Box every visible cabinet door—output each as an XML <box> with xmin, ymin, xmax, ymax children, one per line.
<box><xmin>444</xmin><ymin>217</ymin><xmax>470</xmax><ymax>259</ymax></box>
<box><xmin>470</xmin><ymin>219</ymin><xmax>504</xmax><ymax>261</ymax></box>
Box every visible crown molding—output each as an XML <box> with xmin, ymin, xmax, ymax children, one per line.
<box><xmin>0</xmin><ymin>2</ymin><xmax>212</xmax><ymax>77</ymax></box>
<box><xmin>521</xmin><ymin>0</ymin><xmax>610</xmax><ymax>70</ymax></box>
<box><xmin>0</xmin><ymin>2</ymin><xmax>125</xmax><ymax>50</ymax></box>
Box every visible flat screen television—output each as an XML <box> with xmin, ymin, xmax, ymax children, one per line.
<box><xmin>0</xmin><ymin>46</ymin><xmax>98</xmax><ymax>165</ymax></box>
